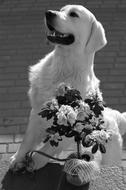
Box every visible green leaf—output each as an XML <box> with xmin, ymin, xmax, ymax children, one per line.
<box><xmin>43</xmin><ymin>136</ymin><xmax>50</xmax><ymax>143</ymax></box>
<box><xmin>38</xmin><ymin>108</ymin><xmax>50</xmax><ymax>118</ymax></box>
<box><xmin>65</xmin><ymin>131</ymin><xmax>76</xmax><ymax>138</ymax></box>
<box><xmin>82</xmin><ymin>138</ymin><xmax>94</xmax><ymax>147</ymax></box>
<box><xmin>46</xmin><ymin>112</ymin><xmax>53</xmax><ymax>120</ymax></box>
<box><xmin>50</xmin><ymin>140</ymin><xmax>59</xmax><ymax>147</ymax></box>
<box><xmin>99</xmin><ymin>143</ymin><xmax>106</xmax><ymax>153</ymax></box>
<box><xmin>92</xmin><ymin>143</ymin><xmax>98</xmax><ymax>154</ymax></box>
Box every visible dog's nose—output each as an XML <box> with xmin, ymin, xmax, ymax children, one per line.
<box><xmin>45</xmin><ymin>10</ymin><xmax>57</xmax><ymax>21</ymax></box>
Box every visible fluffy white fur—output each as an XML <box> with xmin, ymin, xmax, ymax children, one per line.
<box><xmin>10</xmin><ymin>5</ymin><xmax>126</xmax><ymax>169</ymax></box>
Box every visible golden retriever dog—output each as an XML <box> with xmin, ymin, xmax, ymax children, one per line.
<box><xmin>10</xmin><ymin>5</ymin><xmax>126</xmax><ymax>170</ymax></box>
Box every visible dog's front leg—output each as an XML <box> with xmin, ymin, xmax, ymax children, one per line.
<box><xmin>31</xmin><ymin>141</ymin><xmax>63</xmax><ymax>170</ymax></box>
<box><xmin>10</xmin><ymin>108</ymin><xmax>47</xmax><ymax>169</ymax></box>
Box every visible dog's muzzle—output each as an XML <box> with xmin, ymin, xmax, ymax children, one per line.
<box><xmin>45</xmin><ymin>10</ymin><xmax>75</xmax><ymax>45</ymax></box>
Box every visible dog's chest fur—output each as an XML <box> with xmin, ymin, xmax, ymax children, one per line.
<box><xmin>34</xmin><ymin>49</ymin><xmax>94</xmax><ymax>106</ymax></box>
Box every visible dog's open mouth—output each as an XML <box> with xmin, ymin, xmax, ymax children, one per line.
<box><xmin>46</xmin><ymin>23</ymin><xmax>75</xmax><ymax>45</ymax></box>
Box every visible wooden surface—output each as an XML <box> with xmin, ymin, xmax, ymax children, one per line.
<box><xmin>0</xmin><ymin>160</ymin><xmax>126</xmax><ymax>190</ymax></box>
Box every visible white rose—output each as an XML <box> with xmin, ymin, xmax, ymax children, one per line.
<box><xmin>57</xmin><ymin>111</ymin><xmax>68</xmax><ymax>126</ymax></box>
<box><xmin>67</xmin><ymin>109</ymin><xmax>77</xmax><ymax>125</ymax></box>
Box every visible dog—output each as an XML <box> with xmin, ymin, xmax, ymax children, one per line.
<box><xmin>10</xmin><ymin>5</ymin><xmax>126</xmax><ymax>170</ymax></box>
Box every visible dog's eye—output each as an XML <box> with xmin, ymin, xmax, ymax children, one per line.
<box><xmin>69</xmin><ymin>11</ymin><xmax>79</xmax><ymax>18</ymax></box>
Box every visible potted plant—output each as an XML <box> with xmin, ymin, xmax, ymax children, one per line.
<box><xmin>37</xmin><ymin>83</ymin><xmax>112</xmax><ymax>186</ymax></box>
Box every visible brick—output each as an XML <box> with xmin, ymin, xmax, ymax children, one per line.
<box><xmin>116</xmin><ymin>57</ymin><xmax>126</xmax><ymax>63</ymax></box>
<box><xmin>104</xmin><ymin>97</ymin><xmax>119</xmax><ymax>105</ymax></box>
<box><xmin>14</xmin><ymin>134</ymin><xmax>24</xmax><ymax>143</ymax></box>
<box><xmin>95</xmin><ymin>63</ymin><xmax>113</xmax><ymax>69</ymax></box>
<box><xmin>119</xmin><ymin>98</ymin><xmax>126</xmax><ymax>104</ymax></box>
<box><xmin>103</xmin><ymin>90</ymin><xmax>124</xmax><ymax>97</ymax></box>
<box><xmin>102</xmin><ymin>83</ymin><xmax>125</xmax><ymax>89</ymax></box>
<box><xmin>3</xmin><ymin>67</ymin><xmax>26</xmax><ymax>73</ymax></box>
<box><xmin>97</xmin><ymin>52</ymin><xmax>116</xmax><ymax>57</ymax></box>
<box><xmin>0</xmin><ymin>144</ymin><xmax>7</xmax><ymax>153</ymax></box>
<box><xmin>1</xmin><ymin>153</ymin><xmax>14</xmax><ymax>161</ymax></box>
<box><xmin>0</xmin><ymin>73</ymin><xmax>19</xmax><ymax>80</ymax></box>
<box><xmin>7</xmin><ymin>87</ymin><xmax>28</xmax><ymax>93</ymax></box>
<box><xmin>115</xmin><ymin>64</ymin><xmax>126</xmax><ymax>68</ymax></box>
<box><xmin>96</xmin><ymin>69</ymin><xmax>110</xmax><ymax>76</ymax></box>
<box><xmin>0</xmin><ymin>80</ymin><xmax>15</xmax><ymax>87</ymax></box>
<box><xmin>0</xmin><ymin>88</ymin><xmax>8</xmax><ymax>93</ymax></box>
<box><xmin>20</xmin><ymin>101</ymin><xmax>30</xmax><ymax>108</ymax></box>
<box><xmin>0</xmin><ymin>109</ymin><xmax>29</xmax><ymax>117</ymax></box>
<box><xmin>19</xmin><ymin>125</ymin><xmax>27</xmax><ymax>133</ymax></box>
<box><xmin>98</xmin><ymin>76</ymin><xmax>108</xmax><ymax>82</ymax></box>
<box><xmin>110</xmin><ymin>70</ymin><xmax>126</xmax><ymax>75</ymax></box>
<box><xmin>0</xmin><ymin>135</ymin><xmax>14</xmax><ymax>143</ymax></box>
<box><xmin>19</xmin><ymin>73</ymin><xmax>28</xmax><ymax>79</ymax></box>
<box><xmin>0</xmin><ymin>119</ymin><xmax>3</xmax><ymax>125</ymax></box>
<box><xmin>0</xmin><ymin>93</ymin><xmax>27</xmax><ymax>101</ymax></box>
<box><xmin>86</xmin><ymin>2</ymin><xmax>100</xmax><ymax>8</ymax></box>
<box><xmin>8</xmin><ymin>143</ymin><xmax>20</xmax><ymax>153</ymax></box>
<box><xmin>107</xmin><ymin>76</ymin><xmax>126</xmax><ymax>82</ymax></box>
<box><xmin>0</xmin><ymin>102</ymin><xmax>20</xmax><ymax>109</ymax></box>
<box><xmin>0</xmin><ymin>154</ymin><xmax>2</xmax><ymax>160</ymax></box>
<box><xmin>2</xmin><ymin>117</ymin><xmax>28</xmax><ymax>126</ymax></box>
<box><xmin>96</xmin><ymin>57</ymin><xmax>114</xmax><ymax>63</ymax></box>
<box><xmin>0</xmin><ymin>126</ymin><xmax>20</xmax><ymax>135</ymax></box>
<box><xmin>15</xmin><ymin>80</ymin><xmax>29</xmax><ymax>86</ymax></box>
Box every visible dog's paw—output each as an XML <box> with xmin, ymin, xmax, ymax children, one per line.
<box><xmin>9</xmin><ymin>152</ymin><xmax>50</xmax><ymax>171</ymax></box>
<box><xmin>9</xmin><ymin>153</ymin><xmax>26</xmax><ymax>172</ymax></box>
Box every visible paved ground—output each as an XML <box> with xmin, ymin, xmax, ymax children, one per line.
<box><xmin>0</xmin><ymin>160</ymin><xmax>126</xmax><ymax>190</ymax></box>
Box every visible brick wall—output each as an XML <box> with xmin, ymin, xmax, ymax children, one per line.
<box><xmin>0</xmin><ymin>0</ymin><xmax>126</xmax><ymax>138</ymax></box>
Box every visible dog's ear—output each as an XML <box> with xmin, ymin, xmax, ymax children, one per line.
<box><xmin>86</xmin><ymin>19</ymin><xmax>107</xmax><ymax>53</ymax></box>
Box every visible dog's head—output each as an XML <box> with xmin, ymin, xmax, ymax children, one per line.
<box><xmin>45</xmin><ymin>5</ymin><xmax>107</xmax><ymax>52</ymax></box>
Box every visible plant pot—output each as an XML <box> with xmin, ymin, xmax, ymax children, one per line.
<box><xmin>64</xmin><ymin>151</ymin><xmax>100</xmax><ymax>186</ymax></box>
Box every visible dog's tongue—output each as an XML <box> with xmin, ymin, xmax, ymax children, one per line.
<box><xmin>47</xmin><ymin>34</ymin><xmax>74</xmax><ymax>45</ymax></box>
<box><xmin>47</xmin><ymin>30</ymin><xmax>75</xmax><ymax>45</ymax></box>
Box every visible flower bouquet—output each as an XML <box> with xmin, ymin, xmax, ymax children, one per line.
<box><xmin>38</xmin><ymin>83</ymin><xmax>112</xmax><ymax>186</ymax></box>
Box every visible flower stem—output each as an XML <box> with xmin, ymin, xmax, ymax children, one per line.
<box><xmin>77</xmin><ymin>140</ymin><xmax>81</xmax><ymax>159</ymax></box>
